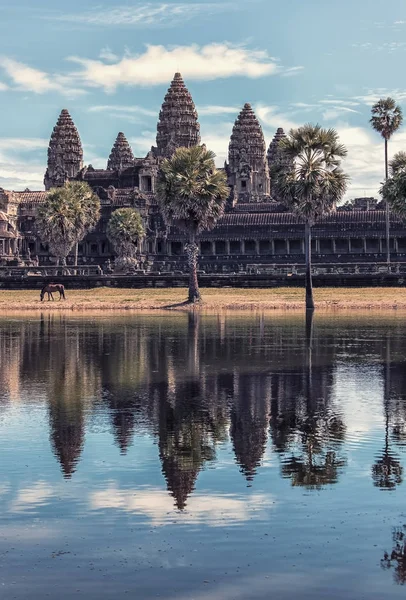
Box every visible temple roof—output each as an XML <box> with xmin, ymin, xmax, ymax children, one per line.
<box><xmin>228</xmin><ymin>103</ymin><xmax>267</xmax><ymax>170</ymax></box>
<box><xmin>47</xmin><ymin>109</ymin><xmax>83</xmax><ymax>167</ymax></box>
<box><xmin>107</xmin><ymin>132</ymin><xmax>135</xmax><ymax>171</ymax></box>
<box><xmin>156</xmin><ymin>72</ymin><xmax>200</xmax><ymax>158</ymax></box>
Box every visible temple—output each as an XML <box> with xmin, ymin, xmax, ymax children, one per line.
<box><xmin>0</xmin><ymin>72</ymin><xmax>405</xmax><ymax>271</ymax></box>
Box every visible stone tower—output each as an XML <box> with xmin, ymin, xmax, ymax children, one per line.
<box><xmin>267</xmin><ymin>127</ymin><xmax>287</xmax><ymax>170</ymax></box>
<box><xmin>107</xmin><ymin>132</ymin><xmax>134</xmax><ymax>170</ymax></box>
<box><xmin>44</xmin><ymin>109</ymin><xmax>83</xmax><ymax>190</ymax></box>
<box><xmin>227</xmin><ymin>103</ymin><xmax>270</xmax><ymax>203</ymax></box>
<box><xmin>156</xmin><ymin>72</ymin><xmax>201</xmax><ymax>158</ymax></box>
<box><xmin>267</xmin><ymin>128</ymin><xmax>292</xmax><ymax>202</ymax></box>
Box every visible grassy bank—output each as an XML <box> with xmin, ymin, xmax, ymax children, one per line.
<box><xmin>0</xmin><ymin>287</ymin><xmax>404</xmax><ymax>311</ymax></box>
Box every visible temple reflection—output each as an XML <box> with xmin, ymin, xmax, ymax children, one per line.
<box><xmin>1</xmin><ymin>313</ymin><xmax>406</xmax><ymax>507</ymax></box>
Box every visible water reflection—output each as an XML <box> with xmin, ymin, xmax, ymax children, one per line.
<box><xmin>1</xmin><ymin>313</ymin><xmax>406</xmax><ymax>506</ymax></box>
<box><xmin>3</xmin><ymin>313</ymin><xmax>406</xmax><ymax>597</ymax></box>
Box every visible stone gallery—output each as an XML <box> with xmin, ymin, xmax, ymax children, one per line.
<box><xmin>0</xmin><ymin>73</ymin><xmax>403</xmax><ymax>271</ymax></box>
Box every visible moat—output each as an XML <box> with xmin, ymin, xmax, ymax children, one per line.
<box><xmin>1</xmin><ymin>312</ymin><xmax>406</xmax><ymax>599</ymax></box>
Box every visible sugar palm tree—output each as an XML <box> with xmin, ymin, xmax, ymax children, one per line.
<box><xmin>389</xmin><ymin>151</ymin><xmax>406</xmax><ymax>177</ymax></box>
<box><xmin>36</xmin><ymin>181</ymin><xmax>100</xmax><ymax>266</ymax></box>
<box><xmin>381</xmin><ymin>166</ymin><xmax>406</xmax><ymax>219</ymax></box>
<box><xmin>370</xmin><ymin>98</ymin><xmax>403</xmax><ymax>263</ymax></box>
<box><xmin>157</xmin><ymin>146</ymin><xmax>229</xmax><ymax>303</ymax></box>
<box><xmin>271</xmin><ymin>124</ymin><xmax>349</xmax><ymax>310</ymax></box>
<box><xmin>106</xmin><ymin>208</ymin><xmax>145</xmax><ymax>270</ymax></box>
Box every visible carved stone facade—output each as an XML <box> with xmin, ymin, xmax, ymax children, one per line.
<box><xmin>155</xmin><ymin>72</ymin><xmax>201</xmax><ymax>158</ymax></box>
<box><xmin>227</xmin><ymin>103</ymin><xmax>270</xmax><ymax>204</ymax></box>
<box><xmin>107</xmin><ymin>132</ymin><xmax>135</xmax><ymax>171</ymax></box>
<box><xmin>1</xmin><ymin>73</ymin><xmax>406</xmax><ymax>270</ymax></box>
<box><xmin>44</xmin><ymin>109</ymin><xmax>83</xmax><ymax>190</ymax></box>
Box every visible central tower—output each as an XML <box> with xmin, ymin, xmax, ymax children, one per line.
<box><xmin>156</xmin><ymin>73</ymin><xmax>201</xmax><ymax>158</ymax></box>
<box><xmin>227</xmin><ymin>103</ymin><xmax>270</xmax><ymax>203</ymax></box>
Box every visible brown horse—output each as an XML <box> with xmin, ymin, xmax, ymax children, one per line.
<box><xmin>40</xmin><ymin>283</ymin><xmax>66</xmax><ymax>302</ymax></box>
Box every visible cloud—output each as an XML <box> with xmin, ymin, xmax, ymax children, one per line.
<box><xmin>0</xmin><ymin>43</ymin><xmax>299</xmax><ymax>96</ymax></box>
<box><xmin>90</xmin><ymin>484</ymin><xmax>276</xmax><ymax>526</ymax></box>
<box><xmin>67</xmin><ymin>43</ymin><xmax>285</xmax><ymax>91</ymax></box>
<box><xmin>0</xmin><ymin>137</ymin><xmax>47</xmax><ymax>190</ymax></box>
<box><xmin>88</xmin><ymin>105</ymin><xmax>157</xmax><ymax>117</ymax></box>
<box><xmin>0</xmin><ymin>57</ymin><xmax>85</xmax><ymax>97</ymax></box>
<box><xmin>197</xmin><ymin>105</ymin><xmax>240</xmax><ymax>116</ymax></box>
<box><xmin>255</xmin><ymin>104</ymin><xmax>298</xmax><ymax>131</ymax></box>
<box><xmin>50</xmin><ymin>3</ymin><xmax>233</xmax><ymax>27</ymax></box>
<box><xmin>99</xmin><ymin>47</ymin><xmax>119</xmax><ymax>62</ymax></box>
<box><xmin>280</xmin><ymin>66</ymin><xmax>304</xmax><ymax>78</ymax></box>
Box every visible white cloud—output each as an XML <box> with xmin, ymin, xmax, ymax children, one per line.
<box><xmin>67</xmin><ymin>43</ymin><xmax>286</xmax><ymax>91</ymax></box>
<box><xmin>99</xmin><ymin>47</ymin><xmax>119</xmax><ymax>62</ymax></box>
<box><xmin>197</xmin><ymin>105</ymin><xmax>240</xmax><ymax>116</ymax></box>
<box><xmin>88</xmin><ymin>105</ymin><xmax>157</xmax><ymax>117</ymax></box>
<box><xmin>255</xmin><ymin>104</ymin><xmax>298</xmax><ymax>131</ymax></box>
<box><xmin>51</xmin><ymin>3</ymin><xmax>233</xmax><ymax>27</ymax></box>
<box><xmin>90</xmin><ymin>484</ymin><xmax>275</xmax><ymax>525</ymax></box>
<box><xmin>280</xmin><ymin>66</ymin><xmax>304</xmax><ymax>77</ymax></box>
<box><xmin>0</xmin><ymin>81</ymin><xmax>8</xmax><ymax>91</ymax></box>
<box><xmin>0</xmin><ymin>57</ymin><xmax>85</xmax><ymax>97</ymax></box>
<box><xmin>0</xmin><ymin>137</ymin><xmax>47</xmax><ymax>190</ymax></box>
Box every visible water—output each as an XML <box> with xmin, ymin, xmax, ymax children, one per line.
<box><xmin>1</xmin><ymin>311</ymin><xmax>406</xmax><ymax>599</ymax></box>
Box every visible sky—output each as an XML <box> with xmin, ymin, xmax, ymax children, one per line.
<box><xmin>1</xmin><ymin>0</ymin><xmax>406</xmax><ymax>198</ymax></box>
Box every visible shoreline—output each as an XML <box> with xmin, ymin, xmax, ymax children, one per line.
<box><xmin>0</xmin><ymin>287</ymin><xmax>405</xmax><ymax>311</ymax></box>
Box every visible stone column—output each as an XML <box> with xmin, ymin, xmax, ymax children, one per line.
<box><xmin>226</xmin><ymin>240</ymin><xmax>230</xmax><ymax>255</ymax></box>
<box><xmin>363</xmin><ymin>238</ymin><xmax>367</xmax><ymax>254</ymax></box>
<box><xmin>255</xmin><ymin>240</ymin><xmax>260</xmax><ymax>255</ymax></box>
<box><xmin>271</xmin><ymin>239</ymin><xmax>275</xmax><ymax>255</ymax></box>
<box><xmin>211</xmin><ymin>241</ymin><xmax>216</xmax><ymax>255</ymax></box>
<box><xmin>332</xmin><ymin>239</ymin><xmax>336</xmax><ymax>254</ymax></box>
<box><xmin>286</xmin><ymin>240</ymin><xmax>290</xmax><ymax>255</ymax></box>
<box><xmin>241</xmin><ymin>240</ymin><xmax>245</xmax><ymax>255</ymax></box>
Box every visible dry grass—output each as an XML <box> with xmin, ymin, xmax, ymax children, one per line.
<box><xmin>0</xmin><ymin>286</ymin><xmax>403</xmax><ymax>311</ymax></box>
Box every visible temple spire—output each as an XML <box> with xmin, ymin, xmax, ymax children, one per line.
<box><xmin>44</xmin><ymin>109</ymin><xmax>83</xmax><ymax>190</ymax></box>
<box><xmin>267</xmin><ymin>128</ymin><xmax>292</xmax><ymax>202</ymax></box>
<box><xmin>227</xmin><ymin>103</ymin><xmax>270</xmax><ymax>202</ymax></box>
<box><xmin>156</xmin><ymin>73</ymin><xmax>200</xmax><ymax>158</ymax></box>
<box><xmin>107</xmin><ymin>132</ymin><xmax>134</xmax><ymax>171</ymax></box>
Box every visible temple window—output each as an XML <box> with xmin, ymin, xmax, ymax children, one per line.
<box><xmin>141</xmin><ymin>175</ymin><xmax>153</xmax><ymax>192</ymax></box>
<box><xmin>245</xmin><ymin>240</ymin><xmax>256</xmax><ymax>254</ymax></box>
<box><xmin>289</xmin><ymin>240</ymin><xmax>302</xmax><ymax>254</ymax></box>
<box><xmin>241</xmin><ymin>180</ymin><xmax>247</xmax><ymax>189</ymax></box>
<box><xmin>201</xmin><ymin>241</ymin><xmax>212</xmax><ymax>256</ymax></box>
<box><xmin>230</xmin><ymin>240</ymin><xmax>241</xmax><ymax>254</ymax></box>
<box><xmin>171</xmin><ymin>241</ymin><xmax>182</xmax><ymax>256</ymax></box>
<box><xmin>215</xmin><ymin>241</ymin><xmax>226</xmax><ymax>255</ymax></box>
<box><xmin>274</xmin><ymin>239</ymin><xmax>287</xmax><ymax>255</ymax></box>
<box><xmin>157</xmin><ymin>241</ymin><xmax>163</xmax><ymax>254</ymax></box>
<box><xmin>91</xmin><ymin>243</ymin><xmax>98</xmax><ymax>254</ymax></box>
<box><xmin>259</xmin><ymin>240</ymin><xmax>271</xmax><ymax>254</ymax></box>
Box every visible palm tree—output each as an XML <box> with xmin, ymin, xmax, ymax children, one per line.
<box><xmin>106</xmin><ymin>207</ymin><xmax>145</xmax><ymax>270</ymax></box>
<box><xmin>370</xmin><ymin>98</ymin><xmax>403</xmax><ymax>264</ymax></box>
<box><xmin>157</xmin><ymin>146</ymin><xmax>229</xmax><ymax>303</ymax></box>
<box><xmin>271</xmin><ymin>124</ymin><xmax>349</xmax><ymax>310</ymax></box>
<box><xmin>381</xmin><ymin>168</ymin><xmax>406</xmax><ymax>219</ymax></box>
<box><xmin>390</xmin><ymin>151</ymin><xmax>406</xmax><ymax>177</ymax></box>
<box><xmin>36</xmin><ymin>181</ymin><xmax>100</xmax><ymax>266</ymax></box>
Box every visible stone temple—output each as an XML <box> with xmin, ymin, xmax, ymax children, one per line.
<box><xmin>0</xmin><ymin>72</ymin><xmax>405</xmax><ymax>271</ymax></box>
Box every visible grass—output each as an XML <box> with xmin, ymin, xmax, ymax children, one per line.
<box><xmin>0</xmin><ymin>286</ymin><xmax>404</xmax><ymax>311</ymax></box>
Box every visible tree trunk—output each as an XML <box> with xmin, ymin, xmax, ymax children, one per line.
<box><xmin>385</xmin><ymin>138</ymin><xmax>390</xmax><ymax>265</ymax></box>
<box><xmin>305</xmin><ymin>222</ymin><xmax>315</xmax><ymax>311</ymax></box>
<box><xmin>185</xmin><ymin>235</ymin><xmax>201</xmax><ymax>303</ymax></box>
